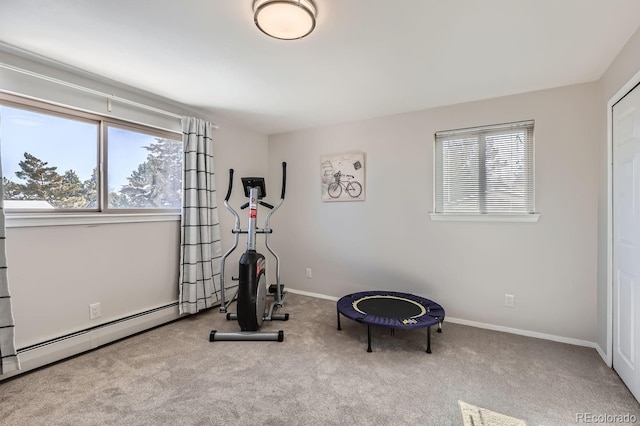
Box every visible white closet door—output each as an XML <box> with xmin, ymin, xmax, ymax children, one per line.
<box><xmin>613</xmin><ymin>82</ymin><xmax>640</xmax><ymax>401</ymax></box>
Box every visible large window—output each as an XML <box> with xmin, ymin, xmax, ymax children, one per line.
<box><xmin>433</xmin><ymin>120</ymin><xmax>535</xmax><ymax>217</ymax></box>
<box><xmin>0</xmin><ymin>99</ymin><xmax>182</xmax><ymax>214</ymax></box>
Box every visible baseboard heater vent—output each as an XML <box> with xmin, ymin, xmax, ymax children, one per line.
<box><xmin>2</xmin><ymin>302</ymin><xmax>180</xmax><ymax>381</ymax></box>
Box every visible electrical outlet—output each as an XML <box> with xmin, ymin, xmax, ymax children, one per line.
<box><xmin>89</xmin><ymin>302</ymin><xmax>101</xmax><ymax>319</ymax></box>
<box><xmin>504</xmin><ymin>294</ymin><xmax>515</xmax><ymax>308</ymax></box>
<box><xmin>306</xmin><ymin>268</ymin><xmax>312</xmax><ymax>279</ymax></box>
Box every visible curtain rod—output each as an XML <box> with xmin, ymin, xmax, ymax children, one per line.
<box><xmin>0</xmin><ymin>62</ymin><xmax>218</xmax><ymax>128</ymax></box>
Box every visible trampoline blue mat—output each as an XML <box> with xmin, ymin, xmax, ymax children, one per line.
<box><xmin>337</xmin><ymin>291</ymin><xmax>445</xmax><ymax>329</ymax></box>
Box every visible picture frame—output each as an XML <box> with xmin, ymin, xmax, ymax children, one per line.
<box><xmin>320</xmin><ymin>152</ymin><xmax>365</xmax><ymax>202</ymax></box>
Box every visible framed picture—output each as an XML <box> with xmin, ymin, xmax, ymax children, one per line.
<box><xmin>321</xmin><ymin>152</ymin><xmax>365</xmax><ymax>202</ymax></box>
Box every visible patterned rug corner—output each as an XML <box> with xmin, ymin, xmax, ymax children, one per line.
<box><xmin>459</xmin><ymin>400</ymin><xmax>527</xmax><ymax>426</ymax></box>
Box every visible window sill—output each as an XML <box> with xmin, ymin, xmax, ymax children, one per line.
<box><xmin>429</xmin><ymin>213</ymin><xmax>540</xmax><ymax>223</ymax></box>
<box><xmin>5</xmin><ymin>212</ymin><xmax>180</xmax><ymax>228</ymax></box>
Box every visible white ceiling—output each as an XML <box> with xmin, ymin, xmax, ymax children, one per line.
<box><xmin>1</xmin><ymin>0</ymin><xmax>639</xmax><ymax>135</ymax></box>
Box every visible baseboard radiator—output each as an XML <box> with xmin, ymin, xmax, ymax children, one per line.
<box><xmin>1</xmin><ymin>302</ymin><xmax>180</xmax><ymax>381</ymax></box>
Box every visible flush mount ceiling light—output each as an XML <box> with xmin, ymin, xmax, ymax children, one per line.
<box><xmin>253</xmin><ymin>0</ymin><xmax>317</xmax><ymax>40</ymax></box>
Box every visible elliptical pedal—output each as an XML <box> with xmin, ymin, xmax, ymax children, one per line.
<box><xmin>269</xmin><ymin>283</ymin><xmax>285</xmax><ymax>294</ymax></box>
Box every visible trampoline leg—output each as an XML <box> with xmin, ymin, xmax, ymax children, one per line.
<box><xmin>437</xmin><ymin>320</ymin><xmax>442</xmax><ymax>333</ymax></box>
<box><xmin>426</xmin><ymin>326</ymin><xmax>432</xmax><ymax>354</ymax></box>
<box><xmin>337</xmin><ymin>307</ymin><xmax>342</xmax><ymax>330</ymax></box>
<box><xmin>367</xmin><ymin>326</ymin><xmax>372</xmax><ymax>353</ymax></box>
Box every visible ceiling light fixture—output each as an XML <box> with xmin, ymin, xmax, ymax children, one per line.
<box><xmin>253</xmin><ymin>0</ymin><xmax>317</xmax><ymax>40</ymax></box>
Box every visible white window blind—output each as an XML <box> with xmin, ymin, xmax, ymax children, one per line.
<box><xmin>434</xmin><ymin>120</ymin><xmax>535</xmax><ymax>215</ymax></box>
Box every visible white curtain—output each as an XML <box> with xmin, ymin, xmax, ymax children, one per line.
<box><xmin>0</xmin><ymin>155</ymin><xmax>20</xmax><ymax>374</ymax></box>
<box><xmin>178</xmin><ymin>117</ymin><xmax>222</xmax><ymax>314</ymax></box>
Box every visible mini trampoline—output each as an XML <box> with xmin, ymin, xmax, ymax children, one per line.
<box><xmin>337</xmin><ymin>291</ymin><xmax>445</xmax><ymax>353</ymax></box>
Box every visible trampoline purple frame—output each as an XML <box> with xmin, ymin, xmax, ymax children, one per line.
<box><xmin>336</xmin><ymin>290</ymin><xmax>445</xmax><ymax>353</ymax></box>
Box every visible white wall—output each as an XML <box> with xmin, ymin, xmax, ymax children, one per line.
<box><xmin>269</xmin><ymin>82</ymin><xmax>600</xmax><ymax>342</ymax></box>
<box><xmin>7</xmin><ymin>222</ymin><xmax>180</xmax><ymax>347</ymax></box>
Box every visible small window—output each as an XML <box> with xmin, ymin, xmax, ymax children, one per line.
<box><xmin>433</xmin><ymin>120</ymin><xmax>535</xmax><ymax>216</ymax></box>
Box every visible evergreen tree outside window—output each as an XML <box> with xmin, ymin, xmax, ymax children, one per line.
<box><xmin>107</xmin><ymin>125</ymin><xmax>182</xmax><ymax>209</ymax></box>
<box><xmin>0</xmin><ymin>105</ymin><xmax>97</xmax><ymax>210</ymax></box>
<box><xmin>0</xmin><ymin>102</ymin><xmax>181</xmax><ymax>213</ymax></box>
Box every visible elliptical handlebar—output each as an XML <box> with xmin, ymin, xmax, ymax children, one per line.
<box><xmin>240</xmin><ymin>201</ymin><xmax>274</xmax><ymax>210</ymax></box>
<box><xmin>223</xmin><ymin>169</ymin><xmax>241</xmax><ymax>235</ymax></box>
<box><xmin>265</xmin><ymin>162</ymin><xmax>286</xmax><ymax>226</ymax></box>
<box><xmin>260</xmin><ymin>201</ymin><xmax>274</xmax><ymax>209</ymax></box>
<box><xmin>225</xmin><ymin>169</ymin><xmax>234</xmax><ymax>202</ymax></box>
<box><xmin>280</xmin><ymin>162</ymin><xmax>287</xmax><ymax>200</ymax></box>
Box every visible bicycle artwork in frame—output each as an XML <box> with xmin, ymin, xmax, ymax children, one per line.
<box><xmin>321</xmin><ymin>152</ymin><xmax>365</xmax><ymax>202</ymax></box>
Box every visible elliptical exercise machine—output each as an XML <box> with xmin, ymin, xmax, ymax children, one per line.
<box><xmin>210</xmin><ymin>162</ymin><xmax>288</xmax><ymax>342</ymax></box>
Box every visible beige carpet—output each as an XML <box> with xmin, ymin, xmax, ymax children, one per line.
<box><xmin>0</xmin><ymin>293</ymin><xmax>639</xmax><ymax>425</ymax></box>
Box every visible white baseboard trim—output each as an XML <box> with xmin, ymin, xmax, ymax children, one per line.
<box><xmin>595</xmin><ymin>343</ymin><xmax>612</xmax><ymax>367</ymax></box>
<box><xmin>288</xmin><ymin>288</ymin><xmax>598</xmax><ymax>349</ymax></box>
<box><xmin>1</xmin><ymin>303</ymin><xmax>180</xmax><ymax>381</ymax></box>
<box><xmin>445</xmin><ymin>317</ymin><xmax>596</xmax><ymax>348</ymax></box>
<box><xmin>287</xmin><ymin>287</ymin><xmax>339</xmax><ymax>302</ymax></box>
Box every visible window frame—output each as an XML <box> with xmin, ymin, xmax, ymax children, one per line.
<box><xmin>102</xmin><ymin>120</ymin><xmax>183</xmax><ymax>213</ymax></box>
<box><xmin>0</xmin><ymin>93</ymin><xmax>183</xmax><ymax>226</ymax></box>
<box><xmin>430</xmin><ymin>120</ymin><xmax>540</xmax><ymax>223</ymax></box>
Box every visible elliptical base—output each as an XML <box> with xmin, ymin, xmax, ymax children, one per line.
<box><xmin>209</xmin><ymin>330</ymin><xmax>284</xmax><ymax>342</ymax></box>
